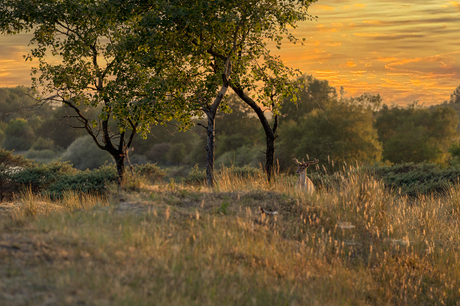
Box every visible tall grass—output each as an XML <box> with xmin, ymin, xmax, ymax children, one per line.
<box><xmin>0</xmin><ymin>166</ymin><xmax>459</xmax><ymax>305</ymax></box>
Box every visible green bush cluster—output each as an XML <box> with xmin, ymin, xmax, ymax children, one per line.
<box><xmin>133</xmin><ymin>163</ymin><xmax>167</xmax><ymax>183</ymax></box>
<box><xmin>369</xmin><ymin>162</ymin><xmax>459</xmax><ymax>197</ymax></box>
<box><xmin>46</xmin><ymin>164</ymin><xmax>118</xmax><ymax>199</ymax></box>
<box><xmin>0</xmin><ymin>148</ymin><xmax>117</xmax><ymax>199</ymax></box>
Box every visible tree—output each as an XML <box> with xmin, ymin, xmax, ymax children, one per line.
<box><xmin>130</xmin><ymin>0</ymin><xmax>317</xmax><ymax>185</ymax></box>
<box><xmin>450</xmin><ymin>85</ymin><xmax>460</xmax><ymax>104</ymax></box>
<box><xmin>278</xmin><ymin>98</ymin><xmax>382</xmax><ymax>171</ymax></box>
<box><xmin>2</xmin><ymin>118</ymin><xmax>35</xmax><ymax>151</ymax></box>
<box><xmin>0</xmin><ymin>0</ymin><xmax>187</xmax><ymax>185</ymax></box>
<box><xmin>375</xmin><ymin>104</ymin><xmax>458</xmax><ymax>165</ymax></box>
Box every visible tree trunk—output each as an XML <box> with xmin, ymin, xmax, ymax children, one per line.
<box><xmin>265</xmin><ymin>134</ymin><xmax>275</xmax><ymax>183</ymax></box>
<box><xmin>231</xmin><ymin>85</ymin><xmax>277</xmax><ymax>183</ymax></box>
<box><xmin>114</xmin><ymin>153</ymin><xmax>125</xmax><ymax>186</ymax></box>
<box><xmin>205</xmin><ymin>113</ymin><xmax>216</xmax><ymax>188</ymax></box>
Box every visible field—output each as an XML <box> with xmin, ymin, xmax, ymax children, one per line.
<box><xmin>1</xmin><ymin>168</ymin><xmax>460</xmax><ymax>305</ymax></box>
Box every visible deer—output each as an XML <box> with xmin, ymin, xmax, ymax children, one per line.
<box><xmin>293</xmin><ymin>157</ymin><xmax>319</xmax><ymax>194</ymax></box>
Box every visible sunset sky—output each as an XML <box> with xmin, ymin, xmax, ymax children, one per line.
<box><xmin>0</xmin><ymin>0</ymin><xmax>459</xmax><ymax>106</ymax></box>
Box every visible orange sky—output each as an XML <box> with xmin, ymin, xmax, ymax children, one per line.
<box><xmin>0</xmin><ymin>0</ymin><xmax>459</xmax><ymax>106</ymax></box>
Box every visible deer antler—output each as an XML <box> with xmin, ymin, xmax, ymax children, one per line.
<box><xmin>293</xmin><ymin>157</ymin><xmax>318</xmax><ymax>166</ymax></box>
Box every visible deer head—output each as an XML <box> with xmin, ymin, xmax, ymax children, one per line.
<box><xmin>292</xmin><ymin>157</ymin><xmax>319</xmax><ymax>174</ymax></box>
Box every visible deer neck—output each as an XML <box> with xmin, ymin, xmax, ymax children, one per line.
<box><xmin>299</xmin><ymin>171</ymin><xmax>307</xmax><ymax>185</ymax></box>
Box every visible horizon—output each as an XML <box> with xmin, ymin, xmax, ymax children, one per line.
<box><xmin>0</xmin><ymin>0</ymin><xmax>459</xmax><ymax>106</ymax></box>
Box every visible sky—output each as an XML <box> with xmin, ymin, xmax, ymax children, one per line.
<box><xmin>0</xmin><ymin>0</ymin><xmax>459</xmax><ymax>106</ymax></box>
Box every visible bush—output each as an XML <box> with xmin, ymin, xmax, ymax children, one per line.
<box><xmin>369</xmin><ymin>162</ymin><xmax>460</xmax><ymax>197</ymax></box>
<box><xmin>184</xmin><ymin>164</ymin><xmax>207</xmax><ymax>185</ymax></box>
<box><xmin>134</xmin><ymin>163</ymin><xmax>167</xmax><ymax>183</ymax></box>
<box><xmin>46</xmin><ymin>164</ymin><xmax>117</xmax><ymax>199</ymax></box>
<box><xmin>1</xmin><ymin>159</ymin><xmax>76</xmax><ymax>200</ymax></box>
<box><xmin>25</xmin><ymin>149</ymin><xmax>59</xmax><ymax>163</ymax></box>
<box><xmin>31</xmin><ymin>137</ymin><xmax>55</xmax><ymax>151</ymax></box>
<box><xmin>224</xmin><ymin>165</ymin><xmax>262</xmax><ymax>178</ymax></box>
<box><xmin>61</xmin><ymin>135</ymin><xmax>112</xmax><ymax>170</ymax></box>
<box><xmin>0</xmin><ymin>148</ymin><xmax>117</xmax><ymax>200</ymax></box>
<box><xmin>145</xmin><ymin>143</ymin><xmax>172</xmax><ymax>165</ymax></box>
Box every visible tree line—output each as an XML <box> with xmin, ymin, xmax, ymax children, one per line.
<box><xmin>1</xmin><ymin>0</ymin><xmax>459</xmax><ymax>186</ymax></box>
<box><xmin>1</xmin><ymin>79</ymin><xmax>459</xmax><ymax>174</ymax></box>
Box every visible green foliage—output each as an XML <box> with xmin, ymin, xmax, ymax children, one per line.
<box><xmin>133</xmin><ymin>163</ymin><xmax>167</xmax><ymax>183</ymax></box>
<box><xmin>279</xmin><ymin>97</ymin><xmax>382</xmax><ymax>171</ymax></box>
<box><xmin>62</xmin><ymin>136</ymin><xmax>112</xmax><ymax>170</ymax></box>
<box><xmin>225</xmin><ymin>165</ymin><xmax>262</xmax><ymax>179</ymax></box>
<box><xmin>450</xmin><ymin>84</ymin><xmax>460</xmax><ymax>104</ymax></box>
<box><xmin>31</xmin><ymin>137</ymin><xmax>55</xmax><ymax>151</ymax></box>
<box><xmin>375</xmin><ymin>104</ymin><xmax>458</xmax><ymax>165</ymax></box>
<box><xmin>167</xmin><ymin>143</ymin><xmax>187</xmax><ymax>165</ymax></box>
<box><xmin>370</xmin><ymin>162</ymin><xmax>460</xmax><ymax>197</ymax></box>
<box><xmin>215</xmin><ymin>145</ymin><xmax>265</xmax><ymax>168</ymax></box>
<box><xmin>184</xmin><ymin>164</ymin><xmax>207</xmax><ymax>186</ymax></box>
<box><xmin>2</xmin><ymin>118</ymin><xmax>35</xmax><ymax>151</ymax></box>
<box><xmin>46</xmin><ymin>164</ymin><xmax>117</xmax><ymax>199</ymax></box>
<box><xmin>25</xmin><ymin>149</ymin><xmax>59</xmax><ymax>163</ymax></box>
<box><xmin>0</xmin><ymin>158</ymin><xmax>76</xmax><ymax>200</ymax></box>
<box><xmin>0</xmin><ymin>87</ymin><xmax>49</xmax><ymax>122</ymax></box>
<box><xmin>0</xmin><ymin>148</ymin><xmax>117</xmax><ymax>200</ymax></box>
<box><xmin>0</xmin><ymin>129</ymin><xmax>4</xmax><ymax>146</ymax></box>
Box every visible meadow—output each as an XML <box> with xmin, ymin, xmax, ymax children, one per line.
<box><xmin>1</xmin><ymin>167</ymin><xmax>460</xmax><ymax>305</ymax></box>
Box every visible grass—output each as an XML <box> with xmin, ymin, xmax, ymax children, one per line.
<box><xmin>0</xmin><ymin>168</ymin><xmax>459</xmax><ymax>305</ymax></box>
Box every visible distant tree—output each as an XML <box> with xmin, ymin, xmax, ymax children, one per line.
<box><xmin>375</xmin><ymin>104</ymin><xmax>458</xmax><ymax>165</ymax></box>
<box><xmin>62</xmin><ymin>136</ymin><xmax>112</xmax><ymax>170</ymax></box>
<box><xmin>450</xmin><ymin>85</ymin><xmax>460</xmax><ymax>104</ymax></box>
<box><xmin>0</xmin><ymin>87</ymin><xmax>51</xmax><ymax>122</ymax></box>
<box><xmin>278</xmin><ymin>99</ymin><xmax>382</xmax><ymax>171</ymax></box>
<box><xmin>281</xmin><ymin>75</ymin><xmax>337</xmax><ymax>122</ymax></box>
<box><xmin>2</xmin><ymin>118</ymin><xmax>35</xmax><ymax>151</ymax></box>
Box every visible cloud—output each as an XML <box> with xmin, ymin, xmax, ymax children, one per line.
<box><xmin>313</xmin><ymin>5</ymin><xmax>336</xmax><ymax>11</ymax></box>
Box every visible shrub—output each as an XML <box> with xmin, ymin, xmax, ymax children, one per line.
<box><xmin>31</xmin><ymin>137</ymin><xmax>55</xmax><ymax>151</ymax></box>
<box><xmin>46</xmin><ymin>164</ymin><xmax>117</xmax><ymax>199</ymax></box>
<box><xmin>369</xmin><ymin>162</ymin><xmax>460</xmax><ymax>197</ymax></box>
<box><xmin>134</xmin><ymin>163</ymin><xmax>167</xmax><ymax>183</ymax></box>
<box><xmin>61</xmin><ymin>135</ymin><xmax>112</xmax><ymax>170</ymax></box>
<box><xmin>184</xmin><ymin>164</ymin><xmax>207</xmax><ymax>185</ymax></box>
<box><xmin>1</xmin><ymin>159</ymin><xmax>76</xmax><ymax>200</ymax></box>
<box><xmin>25</xmin><ymin>149</ymin><xmax>59</xmax><ymax>163</ymax></box>
<box><xmin>0</xmin><ymin>148</ymin><xmax>117</xmax><ymax>200</ymax></box>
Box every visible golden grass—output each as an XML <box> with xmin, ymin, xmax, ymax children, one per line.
<box><xmin>0</xmin><ymin>169</ymin><xmax>459</xmax><ymax>305</ymax></box>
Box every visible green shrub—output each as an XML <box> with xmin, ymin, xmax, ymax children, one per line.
<box><xmin>224</xmin><ymin>165</ymin><xmax>262</xmax><ymax>178</ymax></box>
<box><xmin>25</xmin><ymin>149</ymin><xmax>59</xmax><ymax>163</ymax></box>
<box><xmin>61</xmin><ymin>135</ymin><xmax>112</xmax><ymax>170</ymax></box>
<box><xmin>369</xmin><ymin>162</ymin><xmax>460</xmax><ymax>197</ymax></box>
<box><xmin>184</xmin><ymin>164</ymin><xmax>207</xmax><ymax>185</ymax></box>
<box><xmin>134</xmin><ymin>163</ymin><xmax>167</xmax><ymax>183</ymax></box>
<box><xmin>31</xmin><ymin>137</ymin><xmax>55</xmax><ymax>151</ymax></box>
<box><xmin>46</xmin><ymin>164</ymin><xmax>117</xmax><ymax>199</ymax></box>
<box><xmin>0</xmin><ymin>148</ymin><xmax>117</xmax><ymax>200</ymax></box>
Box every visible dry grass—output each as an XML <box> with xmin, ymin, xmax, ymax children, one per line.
<box><xmin>0</xmin><ymin>168</ymin><xmax>459</xmax><ymax>305</ymax></box>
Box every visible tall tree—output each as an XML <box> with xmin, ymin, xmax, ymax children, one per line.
<box><xmin>130</xmin><ymin>0</ymin><xmax>317</xmax><ymax>185</ymax></box>
<box><xmin>0</xmin><ymin>0</ymin><xmax>189</xmax><ymax>185</ymax></box>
